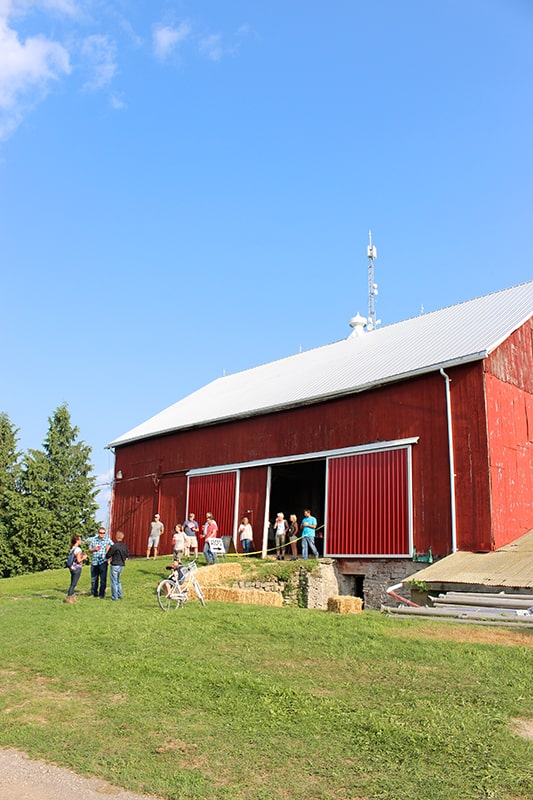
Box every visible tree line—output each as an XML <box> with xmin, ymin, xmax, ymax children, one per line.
<box><xmin>0</xmin><ymin>404</ymin><xmax>99</xmax><ymax>577</ymax></box>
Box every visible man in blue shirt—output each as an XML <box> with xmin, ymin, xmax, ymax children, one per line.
<box><xmin>300</xmin><ymin>509</ymin><xmax>319</xmax><ymax>560</ymax></box>
<box><xmin>88</xmin><ymin>526</ymin><xmax>113</xmax><ymax>598</ymax></box>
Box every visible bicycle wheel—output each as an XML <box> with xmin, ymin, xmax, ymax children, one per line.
<box><xmin>193</xmin><ymin>579</ymin><xmax>206</xmax><ymax>607</ymax></box>
<box><xmin>157</xmin><ymin>579</ymin><xmax>175</xmax><ymax>611</ymax></box>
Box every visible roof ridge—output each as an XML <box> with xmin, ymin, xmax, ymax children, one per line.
<box><xmin>109</xmin><ymin>280</ymin><xmax>533</xmax><ymax>448</ymax></box>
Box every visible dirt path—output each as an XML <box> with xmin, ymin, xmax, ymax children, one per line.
<box><xmin>0</xmin><ymin>748</ymin><xmax>164</xmax><ymax>800</ymax></box>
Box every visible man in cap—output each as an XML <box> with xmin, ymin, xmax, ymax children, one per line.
<box><xmin>147</xmin><ymin>513</ymin><xmax>164</xmax><ymax>559</ymax></box>
<box><xmin>183</xmin><ymin>512</ymin><xmax>199</xmax><ymax>557</ymax></box>
<box><xmin>88</xmin><ymin>526</ymin><xmax>113</xmax><ymax>598</ymax></box>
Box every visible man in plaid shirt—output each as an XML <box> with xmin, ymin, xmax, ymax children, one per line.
<box><xmin>88</xmin><ymin>526</ymin><xmax>113</xmax><ymax>598</ymax></box>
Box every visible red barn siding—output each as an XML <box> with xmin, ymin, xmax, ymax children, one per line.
<box><xmin>445</xmin><ymin>364</ymin><xmax>492</xmax><ymax>551</ymax></box>
<box><xmin>484</xmin><ymin>323</ymin><xmax>533</xmax><ymax>548</ymax></box>
<box><xmin>113</xmin><ymin>371</ymin><xmax>458</xmax><ymax>557</ymax></box>
<box><xmin>187</xmin><ymin>472</ymin><xmax>237</xmax><ymax>549</ymax></box>
<box><xmin>236</xmin><ymin>466</ymin><xmax>269</xmax><ymax>553</ymax></box>
<box><xmin>486</xmin><ymin>319</ymin><xmax>533</xmax><ymax>392</ymax></box>
<box><xmin>111</xmin><ymin>320</ymin><xmax>533</xmax><ymax>559</ymax></box>
<box><xmin>111</xmin><ymin>475</ymin><xmax>158</xmax><ymax>556</ymax></box>
<box><xmin>157</xmin><ymin>473</ymin><xmax>187</xmax><ymax>555</ymax></box>
<box><xmin>110</xmin><ymin>471</ymin><xmax>187</xmax><ymax>557</ymax></box>
<box><xmin>326</xmin><ymin>449</ymin><xmax>410</xmax><ymax>556</ymax></box>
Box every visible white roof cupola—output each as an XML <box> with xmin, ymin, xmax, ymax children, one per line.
<box><xmin>348</xmin><ymin>312</ymin><xmax>367</xmax><ymax>338</ymax></box>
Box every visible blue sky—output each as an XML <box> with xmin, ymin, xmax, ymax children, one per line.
<box><xmin>1</xmin><ymin>0</ymin><xmax>532</xmax><ymax>521</ymax></box>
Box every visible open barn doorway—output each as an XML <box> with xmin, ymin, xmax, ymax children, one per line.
<box><xmin>268</xmin><ymin>460</ymin><xmax>326</xmax><ymax>555</ymax></box>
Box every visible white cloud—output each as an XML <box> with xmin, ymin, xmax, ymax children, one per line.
<box><xmin>0</xmin><ymin>9</ymin><xmax>71</xmax><ymax>139</ymax></box>
<box><xmin>198</xmin><ymin>25</ymin><xmax>250</xmax><ymax>63</ymax></box>
<box><xmin>0</xmin><ymin>3</ymin><xmax>123</xmax><ymax>139</ymax></box>
<box><xmin>110</xmin><ymin>90</ymin><xmax>125</xmax><ymax>110</ymax></box>
<box><xmin>152</xmin><ymin>21</ymin><xmax>190</xmax><ymax>61</ymax></box>
<box><xmin>0</xmin><ymin>5</ymin><xmax>250</xmax><ymax>141</ymax></box>
<box><xmin>81</xmin><ymin>33</ymin><xmax>117</xmax><ymax>90</ymax></box>
<box><xmin>198</xmin><ymin>33</ymin><xmax>225</xmax><ymax>62</ymax></box>
<box><xmin>9</xmin><ymin>1</ymin><xmax>80</xmax><ymax>14</ymax></box>
<box><xmin>40</xmin><ymin>0</ymin><xmax>79</xmax><ymax>13</ymax></box>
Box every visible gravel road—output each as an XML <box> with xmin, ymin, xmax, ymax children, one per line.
<box><xmin>0</xmin><ymin>748</ymin><xmax>164</xmax><ymax>800</ymax></box>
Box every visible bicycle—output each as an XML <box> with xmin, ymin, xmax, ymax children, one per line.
<box><xmin>157</xmin><ymin>559</ymin><xmax>206</xmax><ymax>611</ymax></box>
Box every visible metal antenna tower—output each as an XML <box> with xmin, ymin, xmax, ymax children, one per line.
<box><xmin>366</xmin><ymin>230</ymin><xmax>380</xmax><ymax>331</ymax></box>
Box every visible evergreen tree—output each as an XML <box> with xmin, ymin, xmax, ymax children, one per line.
<box><xmin>0</xmin><ymin>413</ymin><xmax>24</xmax><ymax>576</ymax></box>
<box><xmin>17</xmin><ymin>404</ymin><xmax>98</xmax><ymax>572</ymax></box>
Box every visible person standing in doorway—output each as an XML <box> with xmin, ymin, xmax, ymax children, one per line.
<box><xmin>273</xmin><ymin>512</ymin><xmax>288</xmax><ymax>560</ymax></box>
<box><xmin>203</xmin><ymin>512</ymin><xmax>218</xmax><ymax>565</ymax></box>
<box><xmin>183</xmin><ymin>512</ymin><xmax>199</xmax><ymax>558</ymax></box>
<box><xmin>88</xmin><ymin>526</ymin><xmax>113</xmax><ymax>597</ymax></box>
<box><xmin>288</xmin><ymin>514</ymin><xmax>299</xmax><ymax>560</ymax></box>
<box><xmin>147</xmin><ymin>513</ymin><xmax>164</xmax><ymax>560</ymax></box>
<box><xmin>300</xmin><ymin>509</ymin><xmax>319</xmax><ymax>560</ymax></box>
<box><xmin>238</xmin><ymin>516</ymin><xmax>254</xmax><ymax>555</ymax></box>
<box><xmin>106</xmin><ymin>531</ymin><xmax>130</xmax><ymax>601</ymax></box>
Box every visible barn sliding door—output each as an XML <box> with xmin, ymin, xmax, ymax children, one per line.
<box><xmin>187</xmin><ymin>471</ymin><xmax>238</xmax><ymax>539</ymax></box>
<box><xmin>326</xmin><ymin>448</ymin><xmax>411</xmax><ymax>557</ymax></box>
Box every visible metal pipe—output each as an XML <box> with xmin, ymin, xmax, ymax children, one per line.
<box><xmin>440</xmin><ymin>368</ymin><xmax>457</xmax><ymax>553</ymax></box>
<box><xmin>386</xmin><ymin>582</ymin><xmax>420</xmax><ymax>608</ymax></box>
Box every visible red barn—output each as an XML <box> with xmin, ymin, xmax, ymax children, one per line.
<box><xmin>108</xmin><ymin>281</ymin><xmax>533</xmax><ymax>605</ymax></box>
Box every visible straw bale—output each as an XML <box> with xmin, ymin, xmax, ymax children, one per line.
<box><xmin>196</xmin><ymin>563</ymin><xmax>242</xmax><ymax>586</ymax></box>
<box><xmin>202</xmin><ymin>586</ymin><xmax>283</xmax><ymax>606</ymax></box>
<box><xmin>327</xmin><ymin>595</ymin><xmax>363</xmax><ymax>614</ymax></box>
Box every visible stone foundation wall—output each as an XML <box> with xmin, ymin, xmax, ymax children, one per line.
<box><xmin>202</xmin><ymin>558</ymin><xmax>431</xmax><ymax>611</ymax></box>
<box><xmin>234</xmin><ymin>575</ymin><xmax>301</xmax><ymax>605</ymax></box>
<box><xmin>336</xmin><ymin>558</ymin><xmax>430</xmax><ymax>610</ymax></box>
<box><xmin>301</xmin><ymin>558</ymin><xmax>432</xmax><ymax>610</ymax></box>
<box><xmin>305</xmin><ymin>560</ymin><xmax>350</xmax><ymax>610</ymax></box>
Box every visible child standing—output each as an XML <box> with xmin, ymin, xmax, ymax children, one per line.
<box><xmin>172</xmin><ymin>524</ymin><xmax>188</xmax><ymax>558</ymax></box>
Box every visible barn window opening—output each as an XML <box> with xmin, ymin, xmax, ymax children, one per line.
<box><xmin>353</xmin><ymin>575</ymin><xmax>365</xmax><ymax>603</ymax></box>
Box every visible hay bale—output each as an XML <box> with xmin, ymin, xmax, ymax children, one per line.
<box><xmin>202</xmin><ymin>586</ymin><xmax>283</xmax><ymax>607</ymax></box>
<box><xmin>196</xmin><ymin>563</ymin><xmax>242</xmax><ymax>586</ymax></box>
<box><xmin>327</xmin><ymin>595</ymin><xmax>363</xmax><ymax>614</ymax></box>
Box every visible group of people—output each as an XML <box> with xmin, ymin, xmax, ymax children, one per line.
<box><xmin>272</xmin><ymin>509</ymin><xmax>319</xmax><ymax>560</ymax></box>
<box><xmin>236</xmin><ymin>509</ymin><xmax>320</xmax><ymax>560</ymax></box>
<box><xmin>162</xmin><ymin>507</ymin><xmax>319</xmax><ymax>563</ymax></box>
<box><xmin>66</xmin><ymin>526</ymin><xmax>130</xmax><ymax>603</ymax></box>
<box><xmin>146</xmin><ymin>512</ymin><xmax>214</xmax><ymax>563</ymax></box>
<box><xmin>66</xmin><ymin>506</ymin><xmax>320</xmax><ymax>602</ymax></box>
<box><xmin>147</xmin><ymin>508</ymin><xmax>320</xmax><ymax>565</ymax></box>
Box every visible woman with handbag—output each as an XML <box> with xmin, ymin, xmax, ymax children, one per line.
<box><xmin>66</xmin><ymin>534</ymin><xmax>87</xmax><ymax>603</ymax></box>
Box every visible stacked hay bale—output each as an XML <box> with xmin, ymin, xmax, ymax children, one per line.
<box><xmin>202</xmin><ymin>586</ymin><xmax>283</xmax><ymax>606</ymax></box>
<box><xmin>195</xmin><ymin>562</ymin><xmax>243</xmax><ymax>585</ymax></box>
<box><xmin>327</xmin><ymin>595</ymin><xmax>363</xmax><ymax>614</ymax></box>
<box><xmin>195</xmin><ymin>562</ymin><xmax>283</xmax><ymax>606</ymax></box>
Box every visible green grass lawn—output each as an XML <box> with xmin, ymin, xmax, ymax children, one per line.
<box><xmin>0</xmin><ymin>557</ymin><xmax>532</xmax><ymax>800</ymax></box>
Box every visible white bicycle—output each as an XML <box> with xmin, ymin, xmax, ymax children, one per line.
<box><xmin>157</xmin><ymin>559</ymin><xmax>206</xmax><ymax>611</ymax></box>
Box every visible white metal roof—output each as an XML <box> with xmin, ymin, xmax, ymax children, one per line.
<box><xmin>109</xmin><ymin>280</ymin><xmax>533</xmax><ymax>448</ymax></box>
